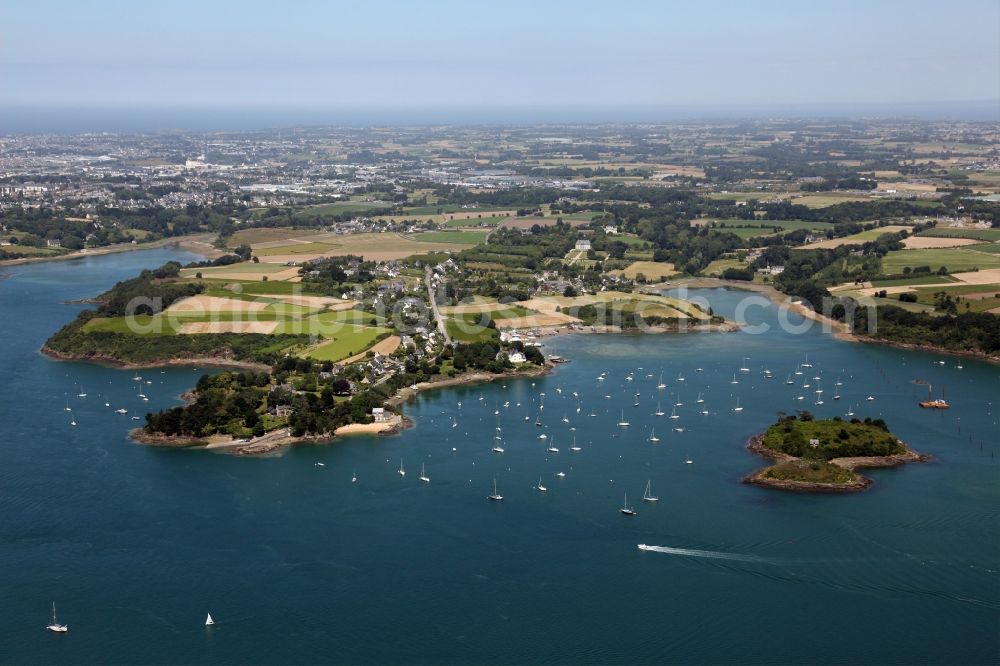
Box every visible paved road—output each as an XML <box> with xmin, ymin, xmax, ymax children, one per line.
<box><xmin>425</xmin><ymin>266</ymin><xmax>452</xmax><ymax>345</ymax></box>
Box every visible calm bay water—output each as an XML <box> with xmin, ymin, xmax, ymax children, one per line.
<box><xmin>1</xmin><ymin>250</ymin><xmax>998</xmax><ymax>664</ymax></box>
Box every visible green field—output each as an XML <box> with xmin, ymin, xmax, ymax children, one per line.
<box><xmin>445</xmin><ymin>318</ymin><xmax>500</xmax><ymax>343</ymax></box>
<box><xmin>702</xmin><ymin>258</ymin><xmax>748</xmax><ymax>276</ymax></box>
<box><xmin>881</xmin><ymin>248</ymin><xmax>1000</xmax><ymax>273</ymax></box>
<box><xmin>304</xmin><ymin>325</ymin><xmax>391</xmax><ymax>361</ymax></box>
<box><xmin>870</xmin><ymin>274</ymin><xmax>959</xmax><ymax>287</ymax></box>
<box><xmin>918</xmin><ymin>227</ymin><xmax>1000</xmax><ymax>242</ymax></box>
<box><xmin>411</xmin><ymin>230</ymin><xmax>490</xmax><ymax>244</ymax></box>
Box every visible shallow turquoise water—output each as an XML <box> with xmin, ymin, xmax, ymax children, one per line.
<box><xmin>1</xmin><ymin>251</ymin><xmax>997</xmax><ymax>664</ymax></box>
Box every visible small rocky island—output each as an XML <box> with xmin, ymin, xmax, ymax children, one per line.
<box><xmin>746</xmin><ymin>413</ymin><xmax>926</xmax><ymax>493</ymax></box>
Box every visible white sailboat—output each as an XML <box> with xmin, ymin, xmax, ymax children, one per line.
<box><xmin>739</xmin><ymin>357</ymin><xmax>750</xmax><ymax>373</ymax></box>
<box><xmin>648</xmin><ymin>428</ymin><xmax>660</xmax><ymax>443</ymax></box>
<box><xmin>656</xmin><ymin>372</ymin><xmax>666</xmax><ymax>390</ymax></box>
<box><xmin>700</xmin><ymin>404</ymin><xmax>709</xmax><ymax>415</ymax></box>
<box><xmin>731</xmin><ymin>373</ymin><xmax>739</xmax><ymax>385</ymax></box>
<box><xmin>670</xmin><ymin>405</ymin><xmax>679</xmax><ymax>420</ymax></box>
<box><xmin>617</xmin><ymin>409</ymin><xmax>630</xmax><ymax>427</ymax></box>
<box><xmin>351</xmin><ymin>470</ymin><xmax>357</xmax><ymax>483</ymax></box>
<box><xmin>419</xmin><ymin>463</ymin><xmax>430</xmax><ymax>483</ymax></box>
<box><xmin>205</xmin><ymin>613</ymin><xmax>214</xmax><ymax>626</ymax></box>
<box><xmin>398</xmin><ymin>459</ymin><xmax>405</xmax><ymax>477</ymax></box>
<box><xmin>535</xmin><ymin>476</ymin><xmax>547</xmax><ymax>492</ymax></box>
<box><xmin>620</xmin><ymin>491</ymin><xmax>636</xmax><ymax>516</ymax></box>
<box><xmin>785</xmin><ymin>373</ymin><xmax>794</xmax><ymax>385</ymax></box>
<box><xmin>654</xmin><ymin>402</ymin><xmax>665</xmax><ymax>417</ymax></box>
<box><xmin>492</xmin><ymin>440</ymin><xmax>505</xmax><ymax>453</ymax></box>
<box><xmin>569</xmin><ymin>437</ymin><xmax>581</xmax><ymax>452</ymax></box>
<box><xmin>488</xmin><ymin>478</ymin><xmax>503</xmax><ymax>501</ymax></box>
<box><xmin>801</xmin><ymin>354</ymin><xmax>813</xmax><ymax>368</ymax></box>
<box><xmin>733</xmin><ymin>397</ymin><xmax>744</xmax><ymax>412</ymax></box>
<box><xmin>642</xmin><ymin>480</ymin><xmax>659</xmax><ymax>502</ymax></box>
<box><xmin>46</xmin><ymin>602</ymin><xmax>68</xmax><ymax>633</ymax></box>
<box><xmin>547</xmin><ymin>438</ymin><xmax>559</xmax><ymax>453</ymax></box>
<box><xmin>696</xmin><ymin>392</ymin><xmax>704</xmax><ymax>404</ymax></box>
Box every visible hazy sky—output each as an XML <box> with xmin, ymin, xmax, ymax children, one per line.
<box><xmin>2</xmin><ymin>0</ymin><xmax>998</xmax><ymax>120</ymax></box>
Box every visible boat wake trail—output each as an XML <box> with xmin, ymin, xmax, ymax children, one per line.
<box><xmin>637</xmin><ymin>544</ymin><xmax>775</xmax><ymax>564</ymax></box>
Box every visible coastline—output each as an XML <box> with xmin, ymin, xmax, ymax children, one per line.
<box><xmin>385</xmin><ymin>363</ymin><xmax>554</xmax><ymax>408</ymax></box>
<box><xmin>744</xmin><ymin>434</ymin><xmax>927</xmax><ymax>493</ymax></box>
<box><xmin>0</xmin><ymin>233</ymin><xmax>223</xmax><ymax>268</ymax></box>
<box><xmin>41</xmin><ymin>345</ymin><xmax>272</xmax><ymax>373</ymax></box>
<box><xmin>130</xmin><ymin>415</ymin><xmax>414</xmax><ymax>457</ymax></box>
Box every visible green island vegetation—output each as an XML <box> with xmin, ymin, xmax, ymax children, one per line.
<box><xmin>749</xmin><ymin>412</ymin><xmax>914</xmax><ymax>491</ymax></box>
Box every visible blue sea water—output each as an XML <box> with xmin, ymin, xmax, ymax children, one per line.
<box><xmin>0</xmin><ymin>249</ymin><xmax>998</xmax><ymax>664</ymax></box>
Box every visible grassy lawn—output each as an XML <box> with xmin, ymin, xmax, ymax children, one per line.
<box><xmin>410</xmin><ymin>230</ymin><xmax>490</xmax><ymax>244</ymax></box>
<box><xmin>918</xmin><ymin>227</ymin><xmax>1000</xmax><ymax>242</ymax></box>
<box><xmin>702</xmin><ymin>258</ymin><xmax>748</xmax><ymax>276</ymax></box>
<box><xmin>881</xmin><ymin>248</ymin><xmax>1000</xmax><ymax>273</ymax></box>
<box><xmin>612</xmin><ymin>260</ymin><xmax>679</xmax><ymax>280</ymax></box>
<box><xmin>302</xmin><ymin>325</ymin><xmax>391</xmax><ymax>361</ymax></box>
<box><xmin>870</xmin><ymin>274</ymin><xmax>959</xmax><ymax>287</ymax></box>
<box><xmin>445</xmin><ymin>318</ymin><xmax>500</xmax><ymax>343</ymax></box>
<box><xmin>804</xmin><ymin>225</ymin><xmax>912</xmax><ymax>249</ymax></box>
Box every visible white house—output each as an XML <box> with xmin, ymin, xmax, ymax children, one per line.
<box><xmin>371</xmin><ymin>407</ymin><xmax>392</xmax><ymax>422</ymax></box>
<box><xmin>508</xmin><ymin>351</ymin><xmax>527</xmax><ymax>364</ymax></box>
<box><xmin>574</xmin><ymin>239</ymin><xmax>592</xmax><ymax>251</ymax></box>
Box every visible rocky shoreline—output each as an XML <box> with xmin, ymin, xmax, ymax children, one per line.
<box><xmin>130</xmin><ymin>415</ymin><xmax>416</xmax><ymax>457</ymax></box>
<box><xmin>41</xmin><ymin>345</ymin><xmax>272</xmax><ymax>373</ymax></box>
<box><xmin>744</xmin><ymin>434</ymin><xmax>927</xmax><ymax>493</ymax></box>
<box><xmin>385</xmin><ymin>363</ymin><xmax>553</xmax><ymax>408</ymax></box>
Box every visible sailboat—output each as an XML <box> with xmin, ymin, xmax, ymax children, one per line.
<box><xmin>733</xmin><ymin>397</ymin><xmax>744</xmax><ymax>412</ymax></box>
<box><xmin>398</xmin><ymin>459</ymin><xmax>405</xmax><ymax>477</ymax></box>
<box><xmin>676</xmin><ymin>372</ymin><xmax>685</xmax><ymax>382</ymax></box>
<box><xmin>794</xmin><ymin>364</ymin><xmax>803</xmax><ymax>376</ymax></box>
<box><xmin>731</xmin><ymin>373</ymin><xmax>739</xmax><ymax>385</ymax></box>
<box><xmin>492</xmin><ymin>440</ymin><xmax>505</xmax><ymax>453</ymax></box>
<box><xmin>617</xmin><ymin>409</ymin><xmax>630</xmax><ymax>427</ymax></box>
<box><xmin>739</xmin><ymin>357</ymin><xmax>750</xmax><ymax>373</ymax></box>
<box><xmin>570</xmin><ymin>437</ymin><xmax>581</xmax><ymax>452</ymax></box>
<box><xmin>351</xmin><ymin>470</ymin><xmax>357</xmax><ymax>483</ymax></box>
<box><xmin>670</xmin><ymin>405</ymin><xmax>679</xmax><ymax>420</ymax></box>
<box><xmin>620</xmin><ymin>492</ymin><xmax>636</xmax><ymax>516</ymax></box>
<box><xmin>696</xmin><ymin>393</ymin><xmax>704</xmax><ymax>404</ymax></box>
<box><xmin>654</xmin><ymin>402</ymin><xmax>665</xmax><ymax>417</ymax></box>
<box><xmin>547</xmin><ymin>438</ymin><xmax>559</xmax><ymax>453</ymax></box>
<box><xmin>642</xmin><ymin>480</ymin><xmax>659</xmax><ymax>502</ymax></box>
<box><xmin>535</xmin><ymin>476</ymin><xmax>547</xmax><ymax>492</ymax></box>
<box><xmin>63</xmin><ymin>399</ymin><xmax>71</xmax><ymax>412</ymax></box>
<box><xmin>46</xmin><ymin>602</ymin><xmax>68</xmax><ymax>633</ymax></box>
<box><xmin>205</xmin><ymin>613</ymin><xmax>214</xmax><ymax>627</ymax></box>
<box><xmin>488</xmin><ymin>478</ymin><xmax>503</xmax><ymax>501</ymax></box>
<box><xmin>451</xmin><ymin>417</ymin><xmax>458</xmax><ymax>429</ymax></box>
<box><xmin>77</xmin><ymin>386</ymin><xmax>87</xmax><ymax>398</ymax></box>
<box><xmin>785</xmin><ymin>373</ymin><xmax>794</xmax><ymax>385</ymax></box>
<box><xmin>656</xmin><ymin>372</ymin><xmax>666</xmax><ymax>390</ymax></box>
<box><xmin>801</xmin><ymin>354</ymin><xmax>813</xmax><ymax>368</ymax></box>
<box><xmin>70</xmin><ymin>417</ymin><xmax>77</xmax><ymax>427</ymax></box>
<box><xmin>648</xmin><ymin>428</ymin><xmax>660</xmax><ymax>443</ymax></box>
<box><xmin>700</xmin><ymin>403</ymin><xmax>709</xmax><ymax>415</ymax></box>
<box><xmin>419</xmin><ymin>463</ymin><xmax>430</xmax><ymax>483</ymax></box>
